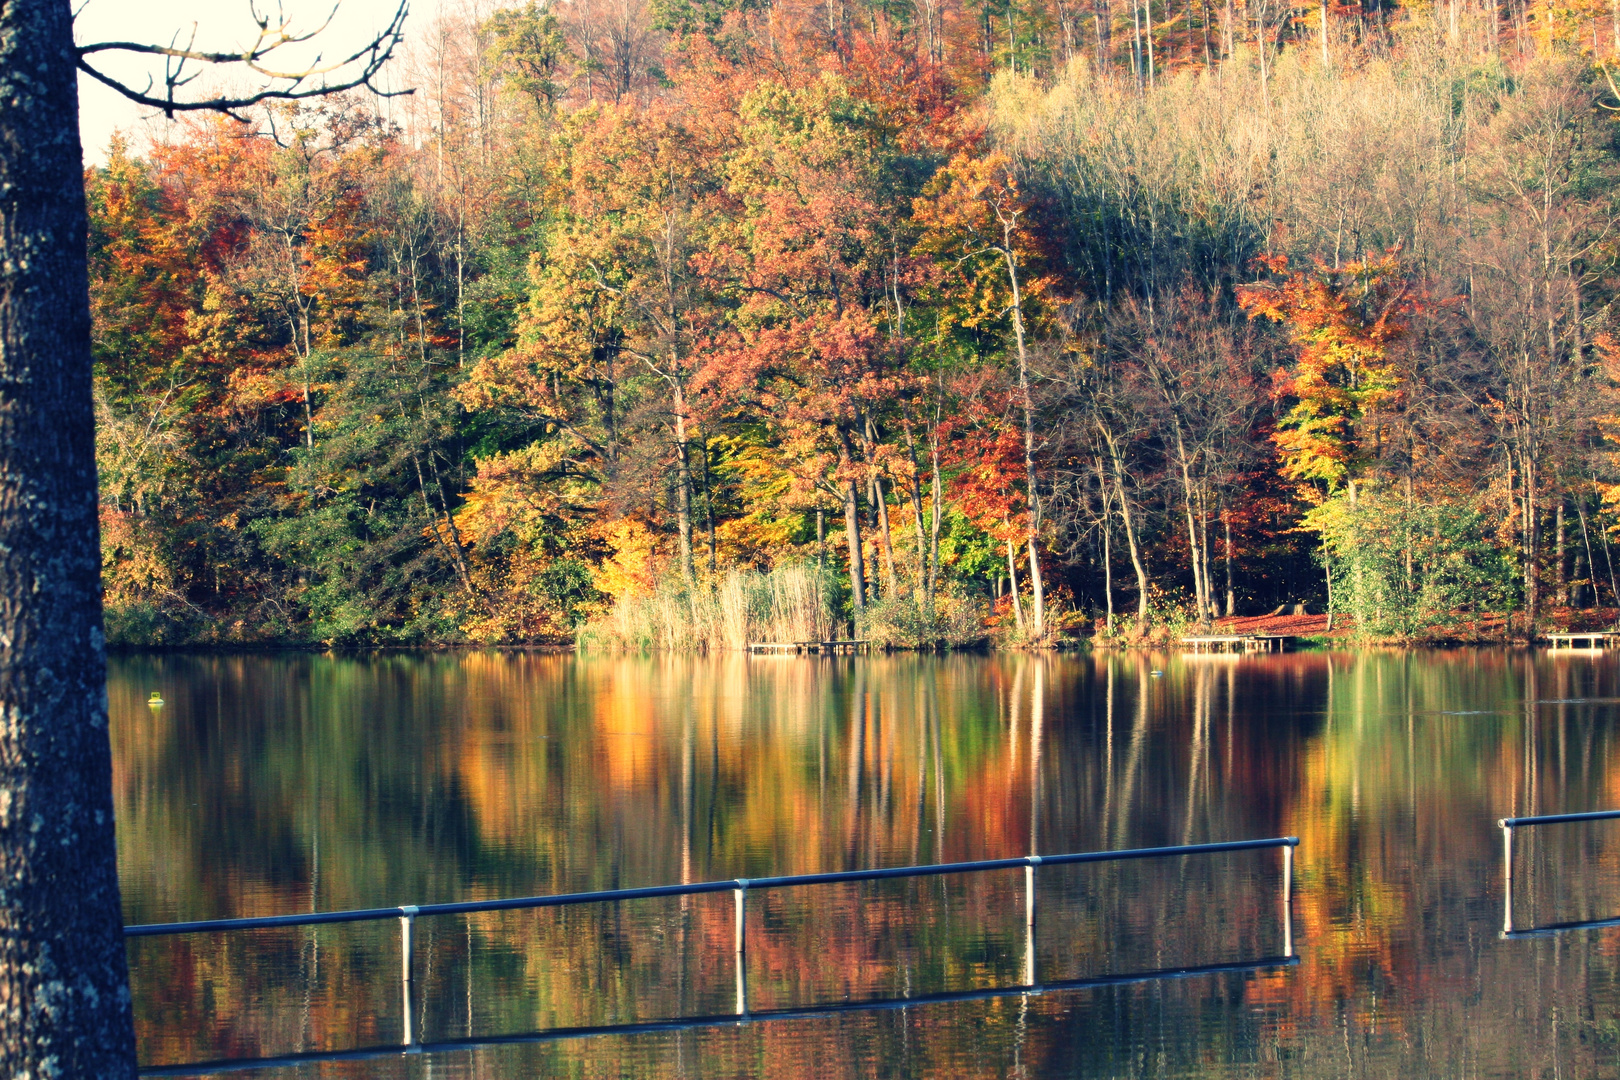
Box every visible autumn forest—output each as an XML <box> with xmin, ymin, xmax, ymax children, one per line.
<box><xmin>88</xmin><ymin>0</ymin><xmax>1620</xmax><ymax>648</ymax></box>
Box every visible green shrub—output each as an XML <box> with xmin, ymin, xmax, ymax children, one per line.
<box><xmin>1306</xmin><ymin>485</ymin><xmax>1518</xmax><ymax>641</ymax></box>
<box><xmin>860</xmin><ymin>588</ymin><xmax>988</xmax><ymax>650</ymax></box>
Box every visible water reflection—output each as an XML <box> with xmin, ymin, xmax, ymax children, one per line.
<box><xmin>112</xmin><ymin>649</ymin><xmax>1620</xmax><ymax>1076</ymax></box>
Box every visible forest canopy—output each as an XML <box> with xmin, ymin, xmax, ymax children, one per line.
<box><xmin>87</xmin><ymin>0</ymin><xmax>1620</xmax><ymax>647</ymax></box>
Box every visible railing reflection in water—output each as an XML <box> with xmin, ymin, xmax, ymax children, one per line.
<box><xmin>126</xmin><ymin>836</ymin><xmax>1300</xmax><ymax>1076</ymax></box>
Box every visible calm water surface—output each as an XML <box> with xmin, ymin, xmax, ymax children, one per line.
<box><xmin>111</xmin><ymin>650</ymin><xmax>1620</xmax><ymax>1077</ymax></box>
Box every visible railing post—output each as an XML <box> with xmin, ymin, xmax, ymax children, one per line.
<box><xmin>1500</xmin><ymin>820</ymin><xmax>1514</xmax><ymax>935</ymax></box>
<box><xmin>1024</xmin><ymin>856</ymin><xmax>1040</xmax><ymax>987</ymax></box>
<box><xmin>1281</xmin><ymin>842</ymin><xmax>1294</xmax><ymax>958</ymax></box>
<box><xmin>399</xmin><ymin>905</ymin><xmax>419</xmax><ymax>1048</ymax></box>
<box><xmin>734</xmin><ymin>881</ymin><xmax>748</xmax><ymax>1015</ymax></box>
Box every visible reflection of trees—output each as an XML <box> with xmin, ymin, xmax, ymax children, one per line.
<box><xmin>112</xmin><ymin>651</ymin><xmax>1620</xmax><ymax>1075</ymax></box>
<box><xmin>1248</xmin><ymin>650</ymin><xmax>1620</xmax><ymax>1075</ymax></box>
<box><xmin>115</xmin><ymin>653</ymin><xmax>1045</xmax><ymax>1065</ymax></box>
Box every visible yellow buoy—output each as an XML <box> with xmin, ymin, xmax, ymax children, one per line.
<box><xmin>147</xmin><ymin>692</ymin><xmax>164</xmax><ymax>707</ymax></box>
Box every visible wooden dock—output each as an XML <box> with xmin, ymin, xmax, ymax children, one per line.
<box><xmin>1182</xmin><ymin>634</ymin><xmax>1293</xmax><ymax>654</ymax></box>
<box><xmin>1546</xmin><ymin>631</ymin><xmax>1620</xmax><ymax>650</ymax></box>
<box><xmin>747</xmin><ymin>640</ymin><xmax>870</xmax><ymax>655</ymax></box>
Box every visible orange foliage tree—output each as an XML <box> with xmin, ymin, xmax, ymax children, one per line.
<box><xmin>1237</xmin><ymin>251</ymin><xmax>1415</xmax><ymax>499</ymax></box>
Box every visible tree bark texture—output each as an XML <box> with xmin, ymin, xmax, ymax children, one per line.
<box><xmin>0</xmin><ymin>0</ymin><xmax>139</xmax><ymax>1075</ymax></box>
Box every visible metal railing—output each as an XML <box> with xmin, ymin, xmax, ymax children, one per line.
<box><xmin>127</xmin><ymin>836</ymin><xmax>1299</xmax><ymax>1069</ymax></box>
<box><xmin>1498</xmin><ymin>809</ymin><xmax>1620</xmax><ymax>935</ymax></box>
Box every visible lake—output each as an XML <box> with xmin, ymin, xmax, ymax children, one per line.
<box><xmin>112</xmin><ymin>649</ymin><xmax>1620</xmax><ymax>1077</ymax></box>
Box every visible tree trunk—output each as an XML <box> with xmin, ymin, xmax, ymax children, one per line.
<box><xmin>1199</xmin><ymin>504</ymin><xmax>1213</xmax><ymax>619</ymax></box>
<box><xmin>1524</xmin><ymin>450</ymin><xmax>1539</xmax><ymax>635</ymax></box>
<box><xmin>673</xmin><ymin>382</ymin><xmax>695</xmax><ymax>588</ymax></box>
<box><xmin>1172</xmin><ymin>429</ymin><xmax>1206</xmax><ymax>625</ymax></box>
<box><xmin>0</xmin><ymin>1</ymin><xmax>139</xmax><ymax>1072</ymax></box>
<box><xmin>1131</xmin><ymin>0</ymin><xmax>1144</xmax><ymax>82</ymax></box>
<box><xmin>1577</xmin><ymin>495</ymin><xmax>1598</xmax><ymax>609</ymax></box>
<box><xmin>1027</xmin><ymin>536</ymin><xmax>1045</xmax><ymax>642</ymax></box>
<box><xmin>1404</xmin><ymin>474</ymin><xmax>1414</xmax><ymax>593</ymax></box>
<box><xmin>1102</xmin><ymin>517</ymin><xmax>1115</xmax><ymax>635</ymax></box>
<box><xmin>1224</xmin><ymin>513</ymin><xmax>1235</xmax><ymax>617</ymax></box>
<box><xmin>1100</xmin><ymin>425</ymin><xmax>1151</xmax><ymax>622</ymax></box>
<box><xmin>1325</xmin><ymin>551</ymin><xmax>1335</xmax><ymax>632</ymax></box>
<box><xmin>295</xmin><ymin>302</ymin><xmax>315</xmax><ymax>452</ymax></box>
<box><xmin>1258</xmin><ymin>0</ymin><xmax>1272</xmax><ymax>118</ymax></box>
<box><xmin>1555</xmin><ymin>496</ymin><xmax>1566</xmax><ymax>607</ymax></box>
<box><xmin>860</xmin><ymin>416</ymin><xmax>897</xmax><ymax>599</ymax></box>
<box><xmin>872</xmin><ymin>474</ymin><xmax>898</xmax><ymax>599</ymax></box>
<box><xmin>697</xmin><ymin>427</ymin><xmax>717</xmax><ymax>574</ymax></box>
<box><xmin>1007</xmin><ymin>536</ymin><xmax>1027</xmax><ymax>633</ymax></box>
<box><xmin>1095</xmin><ymin>455</ymin><xmax>1116</xmax><ymax>634</ymax></box>
<box><xmin>1095</xmin><ymin>0</ymin><xmax>1112</xmax><ymax>67</ymax></box>
<box><xmin>1592</xmin><ymin>476</ymin><xmax>1620</xmax><ymax>612</ymax></box>
<box><xmin>903</xmin><ymin>423</ymin><xmax>929</xmax><ymax>604</ymax></box>
<box><xmin>1144</xmin><ymin>0</ymin><xmax>1156</xmax><ymax>85</ymax></box>
<box><xmin>301</xmin><ymin>368</ymin><xmax>315</xmax><ymax>450</ymax></box>
<box><xmin>1002</xmin><ymin>237</ymin><xmax>1044</xmax><ymax>639</ymax></box>
<box><xmin>838</xmin><ymin>434</ymin><xmax>866</xmax><ymax>612</ymax></box>
<box><xmin>1506</xmin><ymin>452</ymin><xmax>1516</xmax><ymax>637</ymax></box>
<box><xmin>411</xmin><ymin>448</ymin><xmax>476</xmax><ymax>599</ymax></box>
<box><xmin>1117</xmin><ymin>471</ymin><xmax>1151</xmax><ymax>621</ymax></box>
<box><xmin>927</xmin><ymin>424</ymin><xmax>943</xmax><ymax>609</ymax></box>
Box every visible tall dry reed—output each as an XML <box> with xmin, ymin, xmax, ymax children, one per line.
<box><xmin>578</xmin><ymin>564</ymin><xmax>843</xmax><ymax>651</ymax></box>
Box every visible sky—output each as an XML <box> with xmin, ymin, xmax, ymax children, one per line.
<box><xmin>75</xmin><ymin>0</ymin><xmax>436</xmax><ymax>164</ymax></box>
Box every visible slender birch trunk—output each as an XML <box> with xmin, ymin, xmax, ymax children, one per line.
<box><xmin>1000</xmin><ymin>220</ymin><xmax>1045</xmax><ymax>640</ymax></box>
<box><xmin>1172</xmin><ymin>427</ymin><xmax>1207</xmax><ymax>624</ymax></box>
<box><xmin>1099</xmin><ymin>424</ymin><xmax>1151</xmax><ymax>622</ymax></box>
<box><xmin>1094</xmin><ymin>455</ymin><xmax>1116</xmax><ymax>634</ymax></box>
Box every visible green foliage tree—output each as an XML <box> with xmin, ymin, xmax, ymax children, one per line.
<box><xmin>1307</xmin><ymin>487</ymin><xmax>1520</xmax><ymax>640</ymax></box>
<box><xmin>487</xmin><ymin>2</ymin><xmax>573</xmax><ymax>113</ymax></box>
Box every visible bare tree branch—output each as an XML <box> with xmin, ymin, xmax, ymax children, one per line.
<box><xmin>76</xmin><ymin>1</ymin><xmax>412</xmax><ymax>119</ymax></box>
